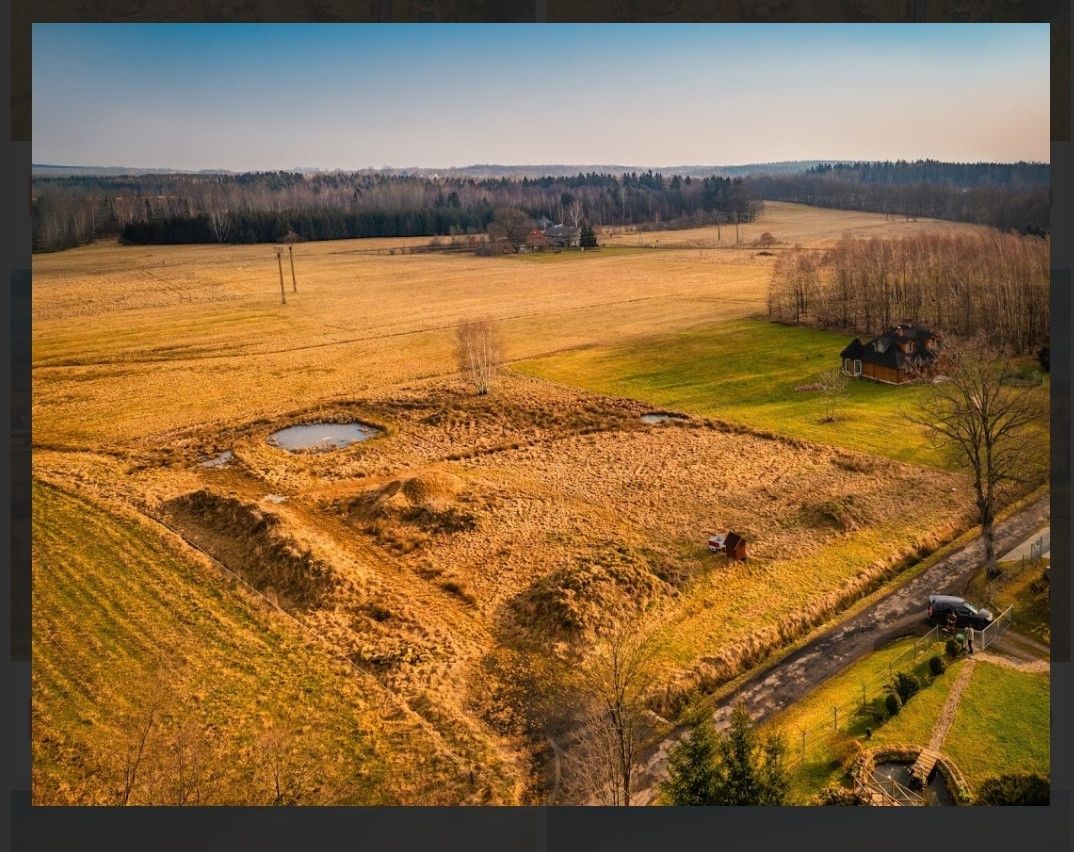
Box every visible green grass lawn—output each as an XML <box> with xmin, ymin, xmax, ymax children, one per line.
<box><xmin>965</xmin><ymin>556</ymin><xmax>1051</xmax><ymax>646</ymax></box>
<box><xmin>762</xmin><ymin>636</ymin><xmax>1049</xmax><ymax>802</ymax></box>
<box><xmin>943</xmin><ymin>661</ymin><xmax>1050</xmax><ymax>792</ymax></box>
<box><xmin>517</xmin><ymin>317</ymin><xmax>1048</xmax><ymax>469</ymax></box>
<box><xmin>762</xmin><ymin>635</ymin><xmax>952</xmax><ymax>802</ymax></box>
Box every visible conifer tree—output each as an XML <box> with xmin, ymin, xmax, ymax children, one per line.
<box><xmin>660</xmin><ymin>712</ymin><xmax>720</xmax><ymax>805</ymax></box>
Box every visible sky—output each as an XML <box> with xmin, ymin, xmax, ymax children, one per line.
<box><xmin>32</xmin><ymin>23</ymin><xmax>1050</xmax><ymax>170</ymax></box>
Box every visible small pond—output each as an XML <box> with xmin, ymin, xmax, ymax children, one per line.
<box><xmin>268</xmin><ymin>422</ymin><xmax>382</xmax><ymax>452</ymax></box>
<box><xmin>640</xmin><ymin>413</ymin><xmax>689</xmax><ymax>425</ymax></box>
<box><xmin>872</xmin><ymin>761</ymin><xmax>957</xmax><ymax>806</ymax></box>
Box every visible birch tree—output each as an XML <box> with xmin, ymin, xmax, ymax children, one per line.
<box><xmin>455</xmin><ymin>318</ymin><xmax>502</xmax><ymax>395</ymax></box>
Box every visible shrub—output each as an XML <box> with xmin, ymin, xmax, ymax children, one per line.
<box><xmin>975</xmin><ymin>773</ymin><xmax>1050</xmax><ymax>805</ymax></box>
<box><xmin>884</xmin><ymin>691</ymin><xmax>901</xmax><ymax>717</ymax></box>
<box><xmin>812</xmin><ymin>785</ymin><xmax>868</xmax><ymax>806</ymax></box>
<box><xmin>928</xmin><ymin>655</ymin><xmax>947</xmax><ymax>677</ymax></box>
<box><xmin>945</xmin><ymin>637</ymin><xmax>963</xmax><ymax>658</ymax></box>
<box><xmin>891</xmin><ymin>672</ymin><xmax>922</xmax><ymax>704</ymax></box>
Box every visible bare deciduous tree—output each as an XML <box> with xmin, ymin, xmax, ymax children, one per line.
<box><xmin>767</xmin><ymin>232</ymin><xmax>1049</xmax><ymax>354</ymax></box>
<box><xmin>255</xmin><ymin>721</ymin><xmax>317</xmax><ymax>806</ymax></box>
<box><xmin>565</xmin><ymin>626</ymin><xmax>659</xmax><ymax>805</ymax></box>
<box><xmin>487</xmin><ymin>207</ymin><xmax>535</xmax><ymax>250</ymax></box>
<box><xmin>816</xmin><ymin>367</ymin><xmax>849</xmax><ymax>423</ymax></box>
<box><xmin>455</xmin><ymin>318</ymin><xmax>502</xmax><ymax>396</ymax></box>
<box><xmin>909</xmin><ymin>335</ymin><xmax>1047</xmax><ymax>577</ymax></box>
<box><xmin>207</xmin><ymin>208</ymin><xmax>231</xmax><ymax>243</ymax></box>
<box><xmin>565</xmin><ymin>198</ymin><xmax>585</xmax><ymax>230</ymax></box>
<box><xmin>118</xmin><ymin>697</ymin><xmax>159</xmax><ymax>805</ymax></box>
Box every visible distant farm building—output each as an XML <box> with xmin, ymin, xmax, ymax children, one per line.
<box><xmin>519</xmin><ymin>228</ymin><xmax>548</xmax><ymax>253</ymax></box>
<box><xmin>840</xmin><ymin>324</ymin><xmax>941</xmax><ymax>385</ymax></box>
<box><xmin>708</xmin><ymin>531</ymin><xmax>748</xmax><ymax>561</ymax></box>
<box><xmin>543</xmin><ymin>223</ymin><xmax>581</xmax><ymax>249</ymax></box>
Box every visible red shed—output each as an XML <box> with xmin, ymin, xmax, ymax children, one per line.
<box><xmin>724</xmin><ymin>531</ymin><xmax>747</xmax><ymax>561</ymax></box>
<box><xmin>707</xmin><ymin>531</ymin><xmax>748</xmax><ymax>561</ymax></box>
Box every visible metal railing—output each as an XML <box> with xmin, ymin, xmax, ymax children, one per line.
<box><xmin>977</xmin><ymin>605</ymin><xmax>1014</xmax><ymax>652</ymax></box>
<box><xmin>865</xmin><ymin>767</ymin><xmax>927</xmax><ymax>806</ymax></box>
<box><xmin>783</xmin><ymin>626</ymin><xmax>942</xmax><ymax>769</ymax></box>
<box><xmin>1029</xmin><ymin>531</ymin><xmax>1050</xmax><ymax>562</ymax></box>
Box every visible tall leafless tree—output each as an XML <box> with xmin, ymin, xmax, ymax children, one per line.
<box><xmin>566</xmin><ymin>626</ymin><xmax>659</xmax><ymax>806</ymax></box>
<box><xmin>909</xmin><ymin>335</ymin><xmax>1047</xmax><ymax>577</ymax></box>
<box><xmin>455</xmin><ymin>318</ymin><xmax>503</xmax><ymax>395</ymax></box>
<box><xmin>816</xmin><ymin>367</ymin><xmax>849</xmax><ymax>423</ymax></box>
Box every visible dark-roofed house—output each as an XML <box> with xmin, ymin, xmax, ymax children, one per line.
<box><xmin>840</xmin><ymin>324</ymin><xmax>941</xmax><ymax>384</ymax></box>
<box><xmin>543</xmin><ymin>223</ymin><xmax>581</xmax><ymax>248</ymax></box>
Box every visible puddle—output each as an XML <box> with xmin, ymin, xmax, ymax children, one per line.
<box><xmin>872</xmin><ymin>761</ymin><xmax>956</xmax><ymax>806</ymax></box>
<box><xmin>268</xmin><ymin>422</ymin><xmax>382</xmax><ymax>452</ymax></box>
<box><xmin>199</xmin><ymin>450</ymin><xmax>234</xmax><ymax>469</ymax></box>
<box><xmin>640</xmin><ymin>412</ymin><xmax>689</xmax><ymax>425</ymax></box>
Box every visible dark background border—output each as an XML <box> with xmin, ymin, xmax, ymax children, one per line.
<box><xmin>4</xmin><ymin>3</ymin><xmax>1070</xmax><ymax>850</ymax></box>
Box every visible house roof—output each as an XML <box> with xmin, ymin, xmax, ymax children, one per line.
<box><xmin>725</xmin><ymin>531</ymin><xmax>745</xmax><ymax>549</ymax></box>
<box><xmin>844</xmin><ymin>325</ymin><xmax>940</xmax><ymax>371</ymax></box>
<box><xmin>543</xmin><ymin>224</ymin><xmax>581</xmax><ymax>239</ymax></box>
<box><xmin>840</xmin><ymin>338</ymin><xmax>864</xmax><ymax>359</ymax></box>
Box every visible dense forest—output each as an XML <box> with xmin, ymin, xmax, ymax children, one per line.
<box><xmin>748</xmin><ymin>160</ymin><xmax>1050</xmax><ymax>236</ymax></box>
<box><xmin>31</xmin><ymin>171</ymin><xmax>759</xmax><ymax>252</ymax></box>
<box><xmin>31</xmin><ymin>159</ymin><xmax>1049</xmax><ymax>252</ymax></box>
<box><xmin>767</xmin><ymin>231</ymin><xmax>1050</xmax><ymax>354</ymax></box>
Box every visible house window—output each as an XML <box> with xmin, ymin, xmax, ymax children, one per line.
<box><xmin>853</xmin><ymin>359</ymin><xmax>862</xmax><ymax>376</ymax></box>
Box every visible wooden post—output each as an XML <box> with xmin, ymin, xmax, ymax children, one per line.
<box><xmin>801</xmin><ymin>729</ymin><xmax>806</xmax><ymax>755</ymax></box>
<box><xmin>861</xmin><ymin>683</ymin><xmax>867</xmax><ymax>707</ymax></box>
<box><xmin>288</xmin><ymin>245</ymin><xmax>296</xmax><ymax>293</ymax></box>
<box><xmin>276</xmin><ymin>248</ymin><xmax>286</xmax><ymax>305</ymax></box>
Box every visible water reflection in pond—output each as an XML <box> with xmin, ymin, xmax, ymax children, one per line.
<box><xmin>872</xmin><ymin>761</ymin><xmax>956</xmax><ymax>806</ymax></box>
<box><xmin>268</xmin><ymin>422</ymin><xmax>382</xmax><ymax>451</ymax></box>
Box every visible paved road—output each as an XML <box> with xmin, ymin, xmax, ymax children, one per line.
<box><xmin>632</xmin><ymin>496</ymin><xmax>1051</xmax><ymax>803</ymax></box>
<box><xmin>998</xmin><ymin>525</ymin><xmax>1050</xmax><ymax>562</ymax></box>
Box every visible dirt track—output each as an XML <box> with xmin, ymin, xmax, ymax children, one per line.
<box><xmin>632</xmin><ymin>495</ymin><xmax>1051</xmax><ymax>803</ymax></box>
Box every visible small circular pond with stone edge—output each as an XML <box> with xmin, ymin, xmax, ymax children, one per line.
<box><xmin>871</xmin><ymin>761</ymin><xmax>957</xmax><ymax>806</ymax></box>
<box><xmin>268</xmin><ymin>422</ymin><xmax>383</xmax><ymax>452</ymax></box>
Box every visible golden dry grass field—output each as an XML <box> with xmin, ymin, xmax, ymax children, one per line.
<box><xmin>32</xmin><ymin>202</ymin><xmax>986</xmax><ymax>804</ymax></box>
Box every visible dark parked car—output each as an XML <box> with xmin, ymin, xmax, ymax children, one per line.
<box><xmin>927</xmin><ymin>595</ymin><xmax>994</xmax><ymax>630</ymax></box>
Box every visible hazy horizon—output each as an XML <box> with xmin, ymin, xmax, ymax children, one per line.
<box><xmin>33</xmin><ymin>23</ymin><xmax>1050</xmax><ymax>171</ymax></box>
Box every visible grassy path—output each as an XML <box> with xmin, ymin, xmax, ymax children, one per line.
<box><xmin>929</xmin><ymin>660</ymin><xmax>976</xmax><ymax>752</ymax></box>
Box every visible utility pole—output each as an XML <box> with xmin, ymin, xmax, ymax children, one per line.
<box><xmin>276</xmin><ymin>247</ymin><xmax>286</xmax><ymax>305</ymax></box>
<box><xmin>288</xmin><ymin>245</ymin><xmax>297</xmax><ymax>293</ymax></box>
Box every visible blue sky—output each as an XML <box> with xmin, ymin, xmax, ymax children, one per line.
<box><xmin>32</xmin><ymin>23</ymin><xmax>1050</xmax><ymax>170</ymax></box>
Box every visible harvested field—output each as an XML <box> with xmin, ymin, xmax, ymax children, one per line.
<box><xmin>599</xmin><ymin>202</ymin><xmax>990</xmax><ymax>249</ymax></box>
<box><xmin>31</xmin><ymin>202</ymin><xmax>986</xmax><ymax>449</ymax></box>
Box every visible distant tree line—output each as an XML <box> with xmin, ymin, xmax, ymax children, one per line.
<box><xmin>32</xmin><ymin>170</ymin><xmax>760</xmax><ymax>252</ymax></box>
<box><xmin>746</xmin><ymin>160</ymin><xmax>1049</xmax><ymax>235</ymax></box>
<box><xmin>767</xmin><ymin>231</ymin><xmax>1049</xmax><ymax>354</ymax></box>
